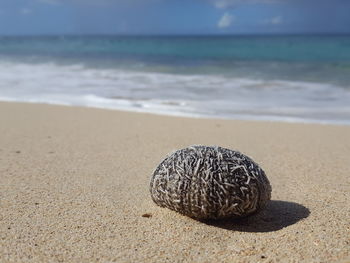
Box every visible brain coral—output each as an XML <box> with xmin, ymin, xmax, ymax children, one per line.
<box><xmin>150</xmin><ymin>145</ymin><xmax>272</xmax><ymax>219</ymax></box>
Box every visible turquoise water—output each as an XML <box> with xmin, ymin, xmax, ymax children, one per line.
<box><xmin>1</xmin><ymin>35</ymin><xmax>350</xmax><ymax>61</ymax></box>
<box><xmin>0</xmin><ymin>35</ymin><xmax>350</xmax><ymax>124</ymax></box>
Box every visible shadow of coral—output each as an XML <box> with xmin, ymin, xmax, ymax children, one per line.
<box><xmin>203</xmin><ymin>200</ymin><xmax>310</xmax><ymax>232</ymax></box>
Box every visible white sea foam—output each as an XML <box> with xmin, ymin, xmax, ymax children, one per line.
<box><xmin>0</xmin><ymin>60</ymin><xmax>350</xmax><ymax>125</ymax></box>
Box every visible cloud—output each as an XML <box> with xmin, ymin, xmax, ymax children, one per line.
<box><xmin>36</xmin><ymin>0</ymin><xmax>159</xmax><ymax>6</ymax></box>
<box><xmin>270</xmin><ymin>16</ymin><xmax>283</xmax><ymax>24</ymax></box>
<box><xmin>20</xmin><ymin>8</ymin><xmax>33</xmax><ymax>15</ymax></box>
<box><xmin>263</xmin><ymin>15</ymin><xmax>283</xmax><ymax>25</ymax></box>
<box><xmin>37</xmin><ymin>0</ymin><xmax>60</xmax><ymax>5</ymax></box>
<box><xmin>37</xmin><ymin>0</ymin><xmax>283</xmax><ymax>8</ymax></box>
<box><xmin>213</xmin><ymin>0</ymin><xmax>241</xmax><ymax>8</ymax></box>
<box><xmin>210</xmin><ymin>0</ymin><xmax>282</xmax><ymax>9</ymax></box>
<box><xmin>218</xmin><ymin>12</ymin><xmax>235</xmax><ymax>28</ymax></box>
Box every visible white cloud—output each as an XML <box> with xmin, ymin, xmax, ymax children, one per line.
<box><xmin>210</xmin><ymin>0</ymin><xmax>282</xmax><ymax>9</ymax></box>
<box><xmin>213</xmin><ymin>0</ymin><xmax>241</xmax><ymax>9</ymax></box>
<box><xmin>37</xmin><ymin>0</ymin><xmax>283</xmax><ymax>8</ymax></box>
<box><xmin>37</xmin><ymin>0</ymin><xmax>159</xmax><ymax>5</ymax></box>
<box><xmin>263</xmin><ymin>15</ymin><xmax>283</xmax><ymax>25</ymax></box>
<box><xmin>20</xmin><ymin>8</ymin><xmax>33</xmax><ymax>15</ymax></box>
<box><xmin>37</xmin><ymin>0</ymin><xmax>60</xmax><ymax>5</ymax></box>
<box><xmin>218</xmin><ymin>13</ymin><xmax>235</xmax><ymax>29</ymax></box>
<box><xmin>270</xmin><ymin>16</ymin><xmax>283</xmax><ymax>24</ymax></box>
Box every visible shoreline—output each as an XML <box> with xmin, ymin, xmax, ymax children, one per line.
<box><xmin>0</xmin><ymin>99</ymin><xmax>349</xmax><ymax>127</ymax></box>
<box><xmin>1</xmin><ymin>101</ymin><xmax>349</xmax><ymax>262</ymax></box>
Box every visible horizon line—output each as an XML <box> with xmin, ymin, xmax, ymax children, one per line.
<box><xmin>1</xmin><ymin>32</ymin><xmax>350</xmax><ymax>38</ymax></box>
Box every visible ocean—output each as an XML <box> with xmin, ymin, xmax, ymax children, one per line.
<box><xmin>1</xmin><ymin>35</ymin><xmax>350</xmax><ymax>124</ymax></box>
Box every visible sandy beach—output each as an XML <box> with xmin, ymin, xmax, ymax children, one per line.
<box><xmin>0</xmin><ymin>101</ymin><xmax>349</xmax><ymax>263</ymax></box>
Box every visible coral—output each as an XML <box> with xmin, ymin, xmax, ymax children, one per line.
<box><xmin>150</xmin><ymin>145</ymin><xmax>271</xmax><ymax>219</ymax></box>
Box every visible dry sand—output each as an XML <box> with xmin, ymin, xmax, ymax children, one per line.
<box><xmin>0</xmin><ymin>101</ymin><xmax>349</xmax><ymax>263</ymax></box>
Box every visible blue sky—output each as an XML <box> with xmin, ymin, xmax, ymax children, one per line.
<box><xmin>0</xmin><ymin>0</ymin><xmax>349</xmax><ymax>35</ymax></box>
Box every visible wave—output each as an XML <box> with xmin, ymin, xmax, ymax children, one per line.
<box><xmin>0</xmin><ymin>60</ymin><xmax>350</xmax><ymax>125</ymax></box>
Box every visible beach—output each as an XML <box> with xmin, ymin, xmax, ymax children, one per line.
<box><xmin>0</xmin><ymin>101</ymin><xmax>349</xmax><ymax>263</ymax></box>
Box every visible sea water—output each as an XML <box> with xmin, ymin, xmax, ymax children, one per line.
<box><xmin>0</xmin><ymin>35</ymin><xmax>350</xmax><ymax>124</ymax></box>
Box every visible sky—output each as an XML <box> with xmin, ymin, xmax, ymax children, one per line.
<box><xmin>0</xmin><ymin>0</ymin><xmax>349</xmax><ymax>35</ymax></box>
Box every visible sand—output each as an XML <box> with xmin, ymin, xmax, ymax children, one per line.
<box><xmin>0</xmin><ymin>101</ymin><xmax>349</xmax><ymax>263</ymax></box>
